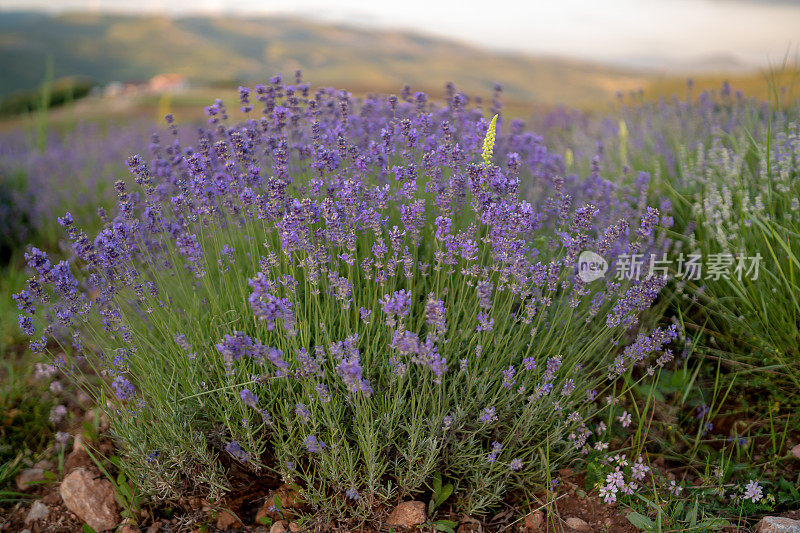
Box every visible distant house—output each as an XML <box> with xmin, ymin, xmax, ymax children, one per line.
<box><xmin>103</xmin><ymin>82</ymin><xmax>124</xmax><ymax>97</ymax></box>
<box><xmin>148</xmin><ymin>74</ymin><xmax>189</xmax><ymax>94</ymax></box>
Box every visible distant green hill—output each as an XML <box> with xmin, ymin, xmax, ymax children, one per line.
<box><xmin>0</xmin><ymin>11</ymin><xmax>652</xmax><ymax>106</ymax></box>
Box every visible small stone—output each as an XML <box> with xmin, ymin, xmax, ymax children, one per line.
<box><xmin>565</xmin><ymin>516</ymin><xmax>592</xmax><ymax>532</ymax></box>
<box><xmin>145</xmin><ymin>521</ymin><xmax>162</xmax><ymax>533</ymax></box>
<box><xmin>25</xmin><ymin>501</ymin><xmax>49</xmax><ymax>524</ymax></box>
<box><xmin>59</xmin><ymin>468</ymin><xmax>120</xmax><ymax>532</ymax></box>
<box><xmin>16</xmin><ymin>468</ymin><xmax>46</xmax><ymax>491</ymax></box>
<box><xmin>791</xmin><ymin>444</ymin><xmax>800</xmax><ymax>460</ymax></box>
<box><xmin>288</xmin><ymin>522</ymin><xmax>301</xmax><ymax>532</ymax></box>
<box><xmin>64</xmin><ymin>435</ymin><xmax>92</xmax><ymax>473</ymax></box>
<box><xmin>386</xmin><ymin>501</ymin><xmax>426</xmax><ymax>528</ymax></box>
<box><xmin>756</xmin><ymin>516</ymin><xmax>800</xmax><ymax>533</ymax></box>
<box><xmin>525</xmin><ymin>510</ymin><xmax>544</xmax><ymax>530</ymax></box>
<box><xmin>215</xmin><ymin>510</ymin><xmax>241</xmax><ymax>530</ymax></box>
<box><xmin>270</xmin><ymin>521</ymin><xmax>288</xmax><ymax>533</ymax></box>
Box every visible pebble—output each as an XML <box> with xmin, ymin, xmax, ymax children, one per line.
<box><xmin>565</xmin><ymin>516</ymin><xmax>592</xmax><ymax>532</ymax></box>
<box><xmin>270</xmin><ymin>521</ymin><xmax>288</xmax><ymax>533</ymax></box>
<box><xmin>386</xmin><ymin>500</ymin><xmax>427</xmax><ymax>528</ymax></box>
<box><xmin>24</xmin><ymin>500</ymin><xmax>49</xmax><ymax>524</ymax></box>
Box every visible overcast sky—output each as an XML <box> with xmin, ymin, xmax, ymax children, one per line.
<box><xmin>1</xmin><ymin>0</ymin><xmax>798</xmax><ymax>69</ymax></box>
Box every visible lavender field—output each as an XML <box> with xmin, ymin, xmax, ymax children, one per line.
<box><xmin>1</xmin><ymin>5</ymin><xmax>799</xmax><ymax>533</ymax></box>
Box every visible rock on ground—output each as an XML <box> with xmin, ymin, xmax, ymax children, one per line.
<box><xmin>270</xmin><ymin>521</ymin><xmax>288</xmax><ymax>533</ymax></box>
<box><xmin>791</xmin><ymin>444</ymin><xmax>800</xmax><ymax>460</ymax></box>
<box><xmin>59</xmin><ymin>468</ymin><xmax>120</xmax><ymax>532</ymax></box>
<box><xmin>565</xmin><ymin>516</ymin><xmax>592</xmax><ymax>532</ymax></box>
<box><xmin>386</xmin><ymin>501</ymin><xmax>427</xmax><ymax>528</ymax></box>
<box><xmin>215</xmin><ymin>509</ymin><xmax>241</xmax><ymax>530</ymax></box>
<box><xmin>756</xmin><ymin>517</ymin><xmax>800</xmax><ymax>533</ymax></box>
<box><xmin>24</xmin><ymin>500</ymin><xmax>49</xmax><ymax>524</ymax></box>
<box><xmin>16</xmin><ymin>468</ymin><xmax>47</xmax><ymax>491</ymax></box>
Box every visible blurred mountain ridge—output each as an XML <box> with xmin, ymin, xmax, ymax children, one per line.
<box><xmin>0</xmin><ymin>11</ymin><xmax>791</xmax><ymax>107</ymax></box>
<box><xmin>0</xmin><ymin>11</ymin><xmax>651</xmax><ymax>105</ymax></box>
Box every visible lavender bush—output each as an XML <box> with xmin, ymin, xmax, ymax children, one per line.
<box><xmin>537</xmin><ymin>85</ymin><xmax>800</xmax><ymax>385</ymax></box>
<box><xmin>16</xmin><ymin>76</ymin><xmax>676</xmax><ymax>520</ymax></box>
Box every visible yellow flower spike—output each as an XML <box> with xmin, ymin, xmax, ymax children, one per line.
<box><xmin>619</xmin><ymin>119</ymin><xmax>629</xmax><ymax>166</ymax></box>
<box><xmin>482</xmin><ymin>114</ymin><xmax>498</xmax><ymax>166</ymax></box>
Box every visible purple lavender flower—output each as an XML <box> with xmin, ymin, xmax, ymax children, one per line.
<box><xmin>315</xmin><ymin>384</ymin><xmax>331</xmax><ymax>403</ymax></box>
<box><xmin>304</xmin><ymin>435</ymin><xmax>326</xmax><ymax>453</ymax></box>
<box><xmin>240</xmin><ymin>388</ymin><xmax>259</xmax><ymax>408</ymax></box>
<box><xmin>434</xmin><ymin>216</ymin><xmax>452</xmax><ymax>239</ymax></box>
<box><xmin>442</xmin><ymin>415</ymin><xmax>453</xmax><ymax>432</ymax></box>
<box><xmin>12</xmin><ymin>290</ymin><xmax>35</xmax><ymax>314</ymax></box>
<box><xmin>389</xmin><ymin>354</ymin><xmax>407</xmax><ymax>377</ymax></box>
<box><xmin>424</xmin><ymin>294</ymin><xmax>447</xmax><ymax>333</ymax></box>
<box><xmin>176</xmin><ymin>233</ymin><xmax>205</xmax><ymax>278</ymax></box>
<box><xmin>112</xmin><ymin>376</ymin><xmax>135</xmax><ymax>401</ymax></box>
<box><xmin>381</xmin><ymin>289</ymin><xmax>412</xmax><ymax>326</ymax></box>
<box><xmin>294</xmin><ymin>348</ymin><xmax>323</xmax><ymax>379</ymax></box>
<box><xmin>248</xmin><ymin>272</ymin><xmax>296</xmax><ymax>334</ymax></box>
<box><xmin>476</xmin><ymin>311</ymin><xmax>494</xmax><ymax>332</ymax></box>
<box><xmin>226</xmin><ymin>441</ymin><xmax>251</xmax><ymax>463</ymax></box>
<box><xmin>476</xmin><ymin>280</ymin><xmax>494</xmax><ymax>309</ymax></box>
<box><xmin>501</xmin><ymin>365</ymin><xmax>517</xmax><ymax>389</ymax></box>
<box><xmin>174</xmin><ymin>333</ymin><xmax>196</xmax><ymax>359</ymax></box>
<box><xmin>295</xmin><ymin>402</ymin><xmax>311</xmax><ymax>423</ymax></box>
<box><xmin>479</xmin><ymin>406</ymin><xmax>498</xmax><ymax>424</ymax></box>
<box><xmin>17</xmin><ymin>315</ymin><xmax>35</xmax><ymax>336</ymax></box>
<box><xmin>334</xmin><ymin>335</ymin><xmax>373</xmax><ymax>396</ymax></box>
<box><xmin>487</xmin><ymin>441</ymin><xmax>503</xmax><ymax>463</ymax></box>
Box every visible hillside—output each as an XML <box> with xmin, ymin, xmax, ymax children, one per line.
<box><xmin>0</xmin><ymin>11</ymin><xmax>651</xmax><ymax>106</ymax></box>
